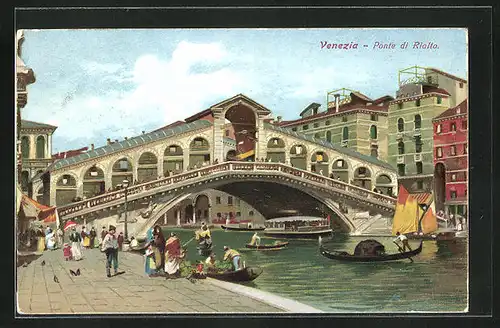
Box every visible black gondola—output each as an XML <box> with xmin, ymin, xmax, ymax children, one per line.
<box><xmin>206</xmin><ymin>266</ymin><xmax>263</xmax><ymax>282</ymax></box>
<box><xmin>221</xmin><ymin>225</ymin><xmax>265</xmax><ymax>232</ymax></box>
<box><xmin>244</xmin><ymin>242</ymin><xmax>289</xmax><ymax>250</ymax></box>
<box><xmin>319</xmin><ymin>241</ymin><xmax>423</xmax><ymax>262</ymax></box>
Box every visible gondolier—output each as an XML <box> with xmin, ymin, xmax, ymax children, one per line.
<box><xmin>223</xmin><ymin>246</ymin><xmax>242</xmax><ymax>271</ymax></box>
<box><xmin>393</xmin><ymin>232</ymin><xmax>412</xmax><ymax>252</ymax></box>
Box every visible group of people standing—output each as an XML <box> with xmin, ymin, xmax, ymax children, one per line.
<box><xmin>144</xmin><ymin>225</ymin><xmax>185</xmax><ymax>278</ymax></box>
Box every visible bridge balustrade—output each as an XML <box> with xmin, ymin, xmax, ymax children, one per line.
<box><xmin>58</xmin><ymin>161</ymin><xmax>396</xmax><ymax>217</ymax></box>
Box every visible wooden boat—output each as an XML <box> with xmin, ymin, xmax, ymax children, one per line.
<box><xmin>206</xmin><ymin>266</ymin><xmax>263</xmax><ymax>282</ymax></box>
<box><xmin>222</xmin><ymin>225</ymin><xmax>265</xmax><ymax>232</ymax></box>
<box><xmin>263</xmin><ymin>216</ymin><xmax>332</xmax><ymax>239</ymax></box>
<box><xmin>245</xmin><ymin>241</ymin><xmax>289</xmax><ymax>250</ymax></box>
<box><xmin>320</xmin><ymin>241</ymin><xmax>423</xmax><ymax>262</ymax></box>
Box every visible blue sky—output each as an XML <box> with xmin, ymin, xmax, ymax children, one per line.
<box><xmin>20</xmin><ymin>28</ymin><xmax>467</xmax><ymax>153</ymax></box>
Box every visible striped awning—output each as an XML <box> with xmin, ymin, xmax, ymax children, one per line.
<box><xmin>410</xmin><ymin>192</ymin><xmax>433</xmax><ymax>205</ymax></box>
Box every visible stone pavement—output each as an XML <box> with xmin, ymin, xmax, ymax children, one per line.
<box><xmin>17</xmin><ymin>248</ymin><xmax>284</xmax><ymax>314</ymax></box>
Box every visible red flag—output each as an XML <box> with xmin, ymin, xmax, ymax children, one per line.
<box><xmin>396</xmin><ymin>184</ymin><xmax>410</xmax><ymax>205</ymax></box>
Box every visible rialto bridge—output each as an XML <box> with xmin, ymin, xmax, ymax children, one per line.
<box><xmin>42</xmin><ymin>94</ymin><xmax>398</xmax><ymax>235</ymax></box>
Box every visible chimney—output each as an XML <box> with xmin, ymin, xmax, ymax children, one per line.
<box><xmin>106</xmin><ymin>138</ymin><xmax>111</xmax><ymax>145</ymax></box>
<box><xmin>90</xmin><ymin>143</ymin><xmax>94</xmax><ymax>150</ymax></box>
<box><xmin>334</xmin><ymin>94</ymin><xmax>340</xmax><ymax>113</ymax></box>
<box><xmin>277</xmin><ymin>116</ymin><xmax>282</xmax><ymax>123</ymax></box>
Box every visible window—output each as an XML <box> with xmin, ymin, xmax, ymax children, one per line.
<box><xmin>415</xmin><ymin>136</ymin><xmax>422</xmax><ymax>153</ymax></box>
<box><xmin>216</xmin><ymin>196</ymin><xmax>221</xmax><ymax>204</ymax></box>
<box><xmin>397</xmin><ymin>118</ymin><xmax>404</xmax><ymax>132</ymax></box>
<box><xmin>450</xmin><ymin>190</ymin><xmax>457</xmax><ymax>199</ymax></box>
<box><xmin>169</xmin><ymin>146</ymin><xmax>177</xmax><ymax>153</ymax></box>
<box><xmin>370</xmin><ymin>145</ymin><xmax>378</xmax><ymax>158</ymax></box>
<box><xmin>358</xmin><ymin>167</ymin><xmax>367</xmax><ymax>176</ymax></box>
<box><xmin>427</xmin><ymin>76</ymin><xmax>433</xmax><ymax>84</ymax></box>
<box><xmin>342</xmin><ymin>116</ymin><xmax>348</xmax><ymax>122</ymax></box>
<box><xmin>236</xmin><ymin>212</ymin><xmax>241</xmax><ymax>217</ymax></box>
<box><xmin>21</xmin><ymin>136</ymin><xmax>30</xmax><ymax>158</ymax></box>
<box><xmin>313</xmin><ymin>123</ymin><xmax>319</xmax><ymax>128</ymax></box>
<box><xmin>370</xmin><ymin>114</ymin><xmax>378</xmax><ymax>121</ymax></box>
<box><xmin>228</xmin><ymin>196</ymin><xmax>233</xmax><ymax>205</ymax></box>
<box><xmin>464</xmin><ymin>144</ymin><xmax>468</xmax><ymax>154</ymax></box>
<box><xmin>436</xmin><ymin>124</ymin><xmax>442</xmax><ymax>134</ymax></box>
<box><xmin>225</xmin><ymin>130</ymin><xmax>229</xmax><ymax>137</ymax></box>
<box><xmin>416</xmin><ymin>99</ymin><xmax>421</xmax><ymax>107</ymax></box>
<box><xmin>416</xmin><ymin>162</ymin><xmax>423</xmax><ymax>174</ymax></box>
<box><xmin>437</xmin><ymin>147</ymin><xmax>443</xmax><ymax>158</ymax></box>
<box><xmin>325</xmin><ymin>120</ymin><xmax>331</xmax><ymax>126</ymax></box>
<box><xmin>462</xmin><ymin>120</ymin><xmax>467</xmax><ymax>130</ymax></box>
<box><xmin>249</xmin><ymin>211</ymin><xmax>254</xmax><ymax>216</ymax></box>
<box><xmin>437</xmin><ymin>96</ymin><xmax>442</xmax><ymax>104</ymax></box>
<box><xmin>398</xmin><ymin>103</ymin><xmax>403</xmax><ymax>110</ymax></box>
<box><xmin>292</xmin><ymin>127</ymin><xmax>297</xmax><ymax>132</ymax></box>
<box><xmin>397</xmin><ymin>164</ymin><xmax>405</xmax><ymax>176</ymax></box>
<box><xmin>370</xmin><ymin>125</ymin><xmax>377</xmax><ymax>139</ymax></box>
<box><xmin>314</xmin><ymin>133</ymin><xmax>321</xmax><ymax>139</ymax></box>
<box><xmin>195</xmin><ymin>139</ymin><xmax>203</xmax><ymax>146</ymax></box>
<box><xmin>417</xmin><ymin>180</ymin><xmax>424</xmax><ymax>190</ymax></box>
<box><xmin>398</xmin><ymin>141</ymin><xmax>405</xmax><ymax>155</ymax></box>
<box><xmin>451</xmin><ymin>174</ymin><xmax>457</xmax><ymax>182</ymax></box>
<box><xmin>451</xmin><ymin>122</ymin><xmax>456</xmax><ymax>132</ymax></box>
<box><xmin>326</xmin><ymin>131</ymin><xmax>332</xmax><ymax>142</ymax></box>
<box><xmin>303</xmin><ymin>125</ymin><xmax>309</xmax><ymax>130</ymax></box>
<box><xmin>36</xmin><ymin>136</ymin><xmax>45</xmax><ymax>159</ymax></box>
<box><xmin>175</xmin><ymin>162</ymin><xmax>180</xmax><ymax>170</ymax></box>
<box><xmin>414</xmin><ymin>114</ymin><xmax>422</xmax><ymax>129</ymax></box>
<box><xmin>342</xmin><ymin>127</ymin><xmax>349</xmax><ymax>141</ymax></box>
<box><xmin>450</xmin><ymin>145</ymin><xmax>456</xmax><ymax>156</ymax></box>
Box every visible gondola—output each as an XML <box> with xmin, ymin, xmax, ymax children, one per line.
<box><xmin>319</xmin><ymin>241</ymin><xmax>423</xmax><ymax>262</ymax></box>
<box><xmin>245</xmin><ymin>241</ymin><xmax>289</xmax><ymax>250</ymax></box>
<box><xmin>221</xmin><ymin>225</ymin><xmax>265</xmax><ymax>232</ymax></box>
<box><xmin>206</xmin><ymin>266</ymin><xmax>263</xmax><ymax>282</ymax></box>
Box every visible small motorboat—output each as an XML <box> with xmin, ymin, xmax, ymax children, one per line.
<box><xmin>244</xmin><ymin>241</ymin><xmax>289</xmax><ymax>250</ymax></box>
<box><xmin>222</xmin><ymin>225</ymin><xmax>265</xmax><ymax>232</ymax></box>
<box><xmin>319</xmin><ymin>240</ymin><xmax>423</xmax><ymax>262</ymax></box>
<box><xmin>206</xmin><ymin>266</ymin><xmax>263</xmax><ymax>282</ymax></box>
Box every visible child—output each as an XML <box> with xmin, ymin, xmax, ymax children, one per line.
<box><xmin>144</xmin><ymin>245</ymin><xmax>157</xmax><ymax>276</ymax></box>
<box><xmin>63</xmin><ymin>243</ymin><xmax>72</xmax><ymax>261</ymax></box>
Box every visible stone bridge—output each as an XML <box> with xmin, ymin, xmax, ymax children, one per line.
<box><xmin>57</xmin><ymin>162</ymin><xmax>396</xmax><ymax>236</ymax></box>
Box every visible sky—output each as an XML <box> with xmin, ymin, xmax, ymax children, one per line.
<box><xmin>19</xmin><ymin>28</ymin><xmax>467</xmax><ymax>153</ymax></box>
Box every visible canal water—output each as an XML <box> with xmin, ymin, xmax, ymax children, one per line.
<box><xmin>163</xmin><ymin>228</ymin><xmax>468</xmax><ymax>313</ymax></box>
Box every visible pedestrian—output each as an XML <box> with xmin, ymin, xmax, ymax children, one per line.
<box><xmin>89</xmin><ymin>227</ymin><xmax>97</xmax><ymax>248</ymax></box>
<box><xmin>69</xmin><ymin>227</ymin><xmax>83</xmax><ymax>260</ymax></box>
<box><xmin>101</xmin><ymin>225</ymin><xmax>119</xmax><ymax>278</ymax></box>
<box><xmin>56</xmin><ymin>226</ymin><xmax>64</xmax><ymax>248</ymax></box>
<box><xmin>117</xmin><ymin>232</ymin><xmax>124</xmax><ymax>251</ymax></box>
<box><xmin>144</xmin><ymin>244</ymin><xmax>158</xmax><ymax>277</ymax></box>
<box><xmin>63</xmin><ymin>243</ymin><xmax>72</xmax><ymax>261</ymax></box>
<box><xmin>81</xmin><ymin>226</ymin><xmax>90</xmax><ymax>249</ymax></box>
<box><xmin>165</xmin><ymin>233</ymin><xmax>184</xmax><ymax>278</ymax></box>
<box><xmin>99</xmin><ymin>226</ymin><xmax>107</xmax><ymax>246</ymax></box>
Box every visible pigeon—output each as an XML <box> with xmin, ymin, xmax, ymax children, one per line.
<box><xmin>69</xmin><ymin>270</ymin><xmax>77</xmax><ymax>276</ymax></box>
<box><xmin>76</xmin><ymin>269</ymin><xmax>81</xmax><ymax>276</ymax></box>
<box><xmin>53</xmin><ymin>275</ymin><xmax>59</xmax><ymax>283</ymax></box>
<box><xmin>41</xmin><ymin>260</ymin><xmax>45</xmax><ymax>266</ymax></box>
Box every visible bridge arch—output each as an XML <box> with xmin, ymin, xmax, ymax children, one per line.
<box><xmin>352</xmin><ymin>165</ymin><xmax>373</xmax><ymax>190</ymax></box>
<box><xmin>310</xmin><ymin>148</ymin><xmax>329</xmax><ymax>176</ymax></box>
<box><xmin>331</xmin><ymin>157</ymin><xmax>351</xmax><ymax>182</ymax></box>
<box><xmin>374</xmin><ymin>173</ymin><xmax>393</xmax><ymax>195</ymax></box>
<box><xmin>137</xmin><ymin>151</ymin><xmax>159</xmax><ymax>183</ymax></box>
<box><xmin>189</xmin><ymin>136</ymin><xmax>211</xmax><ymax>168</ymax></box>
<box><xmin>266</xmin><ymin>136</ymin><xmax>287</xmax><ymax>163</ymax></box>
<box><xmin>55</xmin><ymin>172</ymin><xmax>78</xmax><ymax>206</ymax></box>
<box><xmin>110</xmin><ymin>157</ymin><xmax>134</xmax><ymax>189</ymax></box>
<box><xmin>223</xmin><ymin>102</ymin><xmax>258</xmax><ymax>161</ymax></box>
<box><xmin>163</xmin><ymin>144</ymin><xmax>184</xmax><ymax>175</ymax></box>
<box><xmin>194</xmin><ymin>193</ymin><xmax>211</xmax><ymax>223</ymax></box>
<box><xmin>289</xmin><ymin>143</ymin><xmax>308</xmax><ymax>170</ymax></box>
<box><xmin>81</xmin><ymin>164</ymin><xmax>106</xmax><ymax>198</ymax></box>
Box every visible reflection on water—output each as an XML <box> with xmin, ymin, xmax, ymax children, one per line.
<box><xmin>163</xmin><ymin>228</ymin><xmax>467</xmax><ymax>313</ymax></box>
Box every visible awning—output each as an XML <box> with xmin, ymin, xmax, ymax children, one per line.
<box><xmin>410</xmin><ymin>192</ymin><xmax>433</xmax><ymax>205</ymax></box>
<box><xmin>18</xmin><ymin>194</ymin><xmax>58</xmax><ymax>224</ymax></box>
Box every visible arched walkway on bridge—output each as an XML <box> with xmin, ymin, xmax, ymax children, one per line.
<box><xmin>112</xmin><ymin>158</ymin><xmax>133</xmax><ymax>189</ymax></box>
<box><xmin>225</xmin><ymin>104</ymin><xmax>257</xmax><ymax>161</ymax></box>
<box><xmin>290</xmin><ymin>144</ymin><xmax>307</xmax><ymax>170</ymax></box>
<box><xmin>311</xmin><ymin>151</ymin><xmax>329</xmax><ymax>176</ymax></box>
<box><xmin>137</xmin><ymin>152</ymin><xmax>158</xmax><ymax>182</ymax></box>
<box><xmin>83</xmin><ymin>166</ymin><xmax>105</xmax><ymax>198</ymax></box>
<box><xmin>375</xmin><ymin>174</ymin><xmax>393</xmax><ymax>195</ymax></box>
<box><xmin>353</xmin><ymin>166</ymin><xmax>372</xmax><ymax>190</ymax></box>
<box><xmin>56</xmin><ymin>174</ymin><xmax>77</xmax><ymax>206</ymax></box>
<box><xmin>331</xmin><ymin>159</ymin><xmax>349</xmax><ymax>182</ymax></box>
<box><xmin>164</xmin><ymin>145</ymin><xmax>183</xmax><ymax>175</ymax></box>
<box><xmin>189</xmin><ymin>137</ymin><xmax>210</xmax><ymax>169</ymax></box>
<box><xmin>267</xmin><ymin>137</ymin><xmax>286</xmax><ymax>163</ymax></box>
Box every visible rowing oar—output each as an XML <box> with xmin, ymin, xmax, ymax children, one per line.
<box><xmin>182</xmin><ymin>237</ymin><xmax>195</xmax><ymax>248</ymax></box>
<box><xmin>394</xmin><ymin>241</ymin><xmax>413</xmax><ymax>263</ymax></box>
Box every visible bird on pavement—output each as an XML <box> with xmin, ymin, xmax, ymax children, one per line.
<box><xmin>41</xmin><ymin>260</ymin><xmax>45</xmax><ymax>266</ymax></box>
<box><xmin>69</xmin><ymin>270</ymin><xmax>77</xmax><ymax>276</ymax></box>
<box><xmin>53</xmin><ymin>275</ymin><xmax>59</xmax><ymax>283</ymax></box>
<box><xmin>76</xmin><ymin>269</ymin><xmax>81</xmax><ymax>276</ymax></box>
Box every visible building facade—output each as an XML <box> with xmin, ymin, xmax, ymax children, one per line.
<box><xmin>278</xmin><ymin>88</ymin><xmax>393</xmax><ymax>163</ymax></box>
<box><xmin>20</xmin><ymin>120</ymin><xmax>57</xmax><ymax>203</ymax></box>
<box><xmin>387</xmin><ymin>66</ymin><xmax>467</xmax><ymax>193</ymax></box>
<box><xmin>433</xmin><ymin>100</ymin><xmax>468</xmax><ymax>216</ymax></box>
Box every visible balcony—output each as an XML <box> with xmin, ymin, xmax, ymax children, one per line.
<box><xmin>397</xmin><ymin>155</ymin><xmax>405</xmax><ymax>164</ymax></box>
<box><xmin>396</xmin><ymin>132</ymin><xmax>403</xmax><ymax>140</ymax></box>
<box><xmin>413</xmin><ymin>128</ymin><xmax>421</xmax><ymax>137</ymax></box>
<box><xmin>414</xmin><ymin>153</ymin><xmax>422</xmax><ymax>162</ymax></box>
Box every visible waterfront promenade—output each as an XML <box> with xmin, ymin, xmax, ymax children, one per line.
<box><xmin>17</xmin><ymin>248</ymin><xmax>294</xmax><ymax>314</ymax></box>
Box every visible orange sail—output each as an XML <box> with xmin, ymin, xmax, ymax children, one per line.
<box><xmin>420</xmin><ymin>198</ymin><xmax>438</xmax><ymax>234</ymax></box>
<box><xmin>392</xmin><ymin>185</ymin><xmax>420</xmax><ymax>235</ymax></box>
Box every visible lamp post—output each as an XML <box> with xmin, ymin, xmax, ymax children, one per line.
<box><xmin>123</xmin><ymin>179</ymin><xmax>129</xmax><ymax>242</ymax></box>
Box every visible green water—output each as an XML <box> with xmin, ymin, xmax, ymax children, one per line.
<box><xmin>164</xmin><ymin>228</ymin><xmax>468</xmax><ymax>313</ymax></box>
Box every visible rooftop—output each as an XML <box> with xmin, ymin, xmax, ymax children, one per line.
<box><xmin>433</xmin><ymin>99</ymin><xmax>468</xmax><ymax>121</ymax></box>
<box><xmin>21</xmin><ymin>120</ymin><xmax>57</xmax><ymax>130</ymax></box>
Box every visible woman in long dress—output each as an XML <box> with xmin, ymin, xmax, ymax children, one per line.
<box><xmin>69</xmin><ymin>228</ymin><xmax>83</xmax><ymax>260</ymax></box>
<box><xmin>81</xmin><ymin>227</ymin><xmax>90</xmax><ymax>248</ymax></box>
<box><xmin>36</xmin><ymin>228</ymin><xmax>45</xmax><ymax>252</ymax></box>
<box><xmin>152</xmin><ymin>225</ymin><xmax>166</xmax><ymax>271</ymax></box>
<box><xmin>144</xmin><ymin>245</ymin><xmax>158</xmax><ymax>276</ymax></box>
<box><xmin>89</xmin><ymin>227</ymin><xmax>97</xmax><ymax>248</ymax></box>
<box><xmin>165</xmin><ymin>233</ymin><xmax>183</xmax><ymax>278</ymax></box>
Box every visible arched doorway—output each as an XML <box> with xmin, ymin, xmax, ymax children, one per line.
<box><xmin>311</xmin><ymin>151</ymin><xmax>329</xmax><ymax>176</ymax></box>
<box><xmin>225</xmin><ymin>104</ymin><xmax>257</xmax><ymax>161</ymax></box>
<box><xmin>83</xmin><ymin>166</ymin><xmax>105</xmax><ymax>198</ymax></box>
<box><xmin>164</xmin><ymin>145</ymin><xmax>183</xmax><ymax>175</ymax></box>
<box><xmin>353</xmin><ymin>166</ymin><xmax>372</xmax><ymax>190</ymax></box>
<box><xmin>331</xmin><ymin>159</ymin><xmax>349</xmax><ymax>182</ymax></box>
<box><xmin>56</xmin><ymin>174</ymin><xmax>77</xmax><ymax>205</ymax></box>
<box><xmin>189</xmin><ymin>137</ymin><xmax>210</xmax><ymax>168</ymax></box>
<box><xmin>375</xmin><ymin>174</ymin><xmax>393</xmax><ymax>195</ymax></box>
<box><xmin>434</xmin><ymin>163</ymin><xmax>446</xmax><ymax>212</ymax></box>
<box><xmin>184</xmin><ymin>204</ymin><xmax>194</xmax><ymax>224</ymax></box>
<box><xmin>194</xmin><ymin>194</ymin><xmax>210</xmax><ymax>223</ymax></box>
<box><xmin>36</xmin><ymin>136</ymin><xmax>45</xmax><ymax>158</ymax></box>
<box><xmin>290</xmin><ymin>144</ymin><xmax>307</xmax><ymax>169</ymax></box>
<box><xmin>137</xmin><ymin>152</ymin><xmax>158</xmax><ymax>182</ymax></box>
<box><xmin>266</xmin><ymin>137</ymin><xmax>286</xmax><ymax>163</ymax></box>
<box><xmin>21</xmin><ymin>136</ymin><xmax>30</xmax><ymax>159</ymax></box>
<box><xmin>112</xmin><ymin>158</ymin><xmax>133</xmax><ymax>189</ymax></box>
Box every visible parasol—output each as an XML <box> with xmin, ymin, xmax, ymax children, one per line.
<box><xmin>63</xmin><ymin>220</ymin><xmax>77</xmax><ymax>231</ymax></box>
